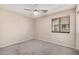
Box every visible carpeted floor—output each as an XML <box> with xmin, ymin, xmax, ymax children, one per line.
<box><xmin>0</xmin><ymin>39</ymin><xmax>79</xmax><ymax>55</ymax></box>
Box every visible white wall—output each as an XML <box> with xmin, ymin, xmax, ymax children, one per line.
<box><xmin>0</xmin><ymin>9</ymin><xmax>34</xmax><ymax>48</ymax></box>
<box><xmin>35</xmin><ymin>9</ymin><xmax>76</xmax><ymax>48</ymax></box>
<box><xmin>76</xmin><ymin>5</ymin><xmax>79</xmax><ymax>50</ymax></box>
<box><xmin>0</xmin><ymin>8</ymin><xmax>76</xmax><ymax>49</ymax></box>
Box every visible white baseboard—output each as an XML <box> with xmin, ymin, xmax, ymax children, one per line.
<box><xmin>36</xmin><ymin>38</ymin><xmax>75</xmax><ymax>49</ymax></box>
<box><xmin>0</xmin><ymin>37</ymin><xmax>76</xmax><ymax>50</ymax></box>
<box><xmin>0</xmin><ymin>39</ymin><xmax>32</xmax><ymax>48</ymax></box>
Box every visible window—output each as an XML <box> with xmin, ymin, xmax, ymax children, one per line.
<box><xmin>51</xmin><ymin>16</ymin><xmax>70</xmax><ymax>33</ymax></box>
<box><xmin>52</xmin><ymin>18</ymin><xmax>60</xmax><ymax>32</ymax></box>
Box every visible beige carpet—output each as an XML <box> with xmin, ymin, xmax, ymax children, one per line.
<box><xmin>0</xmin><ymin>39</ymin><xmax>79</xmax><ymax>55</ymax></box>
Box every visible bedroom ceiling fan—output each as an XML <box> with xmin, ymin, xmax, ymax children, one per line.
<box><xmin>24</xmin><ymin>4</ymin><xmax>48</xmax><ymax>15</ymax></box>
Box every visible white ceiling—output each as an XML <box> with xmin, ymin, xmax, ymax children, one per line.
<box><xmin>0</xmin><ymin>4</ymin><xmax>76</xmax><ymax>19</ymax></box>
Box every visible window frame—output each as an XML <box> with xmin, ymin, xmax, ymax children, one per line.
<box><xmin>51</xmin><ymin>16</ymin><xmax>70</xmax><ymax>33</ymax></box>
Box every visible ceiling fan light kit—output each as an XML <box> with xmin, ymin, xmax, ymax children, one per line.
<box><xmin>33</xmin><ymin>10</ymin><xmax>39</xmax><ymax>15</ymax></box>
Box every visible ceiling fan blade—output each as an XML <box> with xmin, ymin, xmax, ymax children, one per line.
<box><xmin>24</xmin><ymin>9</ymin><xmax>32</xmax><ymax>11</ymax></box>
<box><xmin>40</xmin><ymin>10</ymin><xmax>48</xmax><ymax>13</ymax></box>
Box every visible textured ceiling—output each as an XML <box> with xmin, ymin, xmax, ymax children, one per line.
<box><xmin>0</xmin><ymin>4</ymin><xmax>75</xmax><ymax>19</ymax></box>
